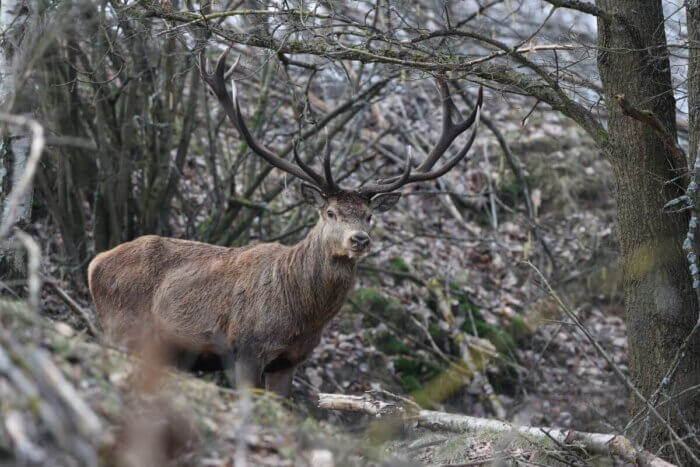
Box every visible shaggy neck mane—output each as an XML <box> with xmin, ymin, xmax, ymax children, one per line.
<box><xmin>279</xmin><ymin>222</ymin><xmax>357</xmax><ymax>327</ymax></box>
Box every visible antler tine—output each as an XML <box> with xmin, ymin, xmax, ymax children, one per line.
<box><xmin>367</xmin><ymin>84</ymin><xmax>482</xmax><ymax>191</ymax></box>
<box><xmin>356</xmin><ymin>153</ymin><xmax>412</xmax><ymax>197</ymax></box>
<box><xmin>401</xmin><ymin>104</ymin><xmax>480</xmax><ymax>183</ymax></box>
<box><xmin>223</xmin><ymin>53</ymin><xmax>239</xmax><ymax>81</ymax></box>
<box><xmin>199</xmin><ymin>48</ymin><xmax>320</xmax><ymax>186</ymax></box>
<box><xmin>293</xmin><ymin>142</ymin><xmax>327</xmax><ymax>189</ymax></box>
<box><xmin>416</xmin><ymin>81</ymin><xmax>483</xmax><ymax>172</ymax></box>
<box><xmin>323</xmin><ymin>137</ymin><xmax>339</xmax><ymax>193</ymax></box>
<box><xmin>198</xmin><ymin>49</ymin><xmax>208</xmax><ymax>76</ymax></box>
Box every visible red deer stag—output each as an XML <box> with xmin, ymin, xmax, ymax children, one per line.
<box><xmin>88</xmin><ymin>50</ymin><xmax>482</xmax><ymax>396</ymax></box>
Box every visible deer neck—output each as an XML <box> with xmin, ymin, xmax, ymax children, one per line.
<box><xmin>284</xmin><ymin>223</ymin><xmax>358</xmax><ymax>321</ymax></box>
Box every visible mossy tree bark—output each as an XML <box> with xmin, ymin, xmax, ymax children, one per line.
<box><xmin>596</xmin><ymin>0</ymin><xmax>700</xmax><ymax>459</ymax></box>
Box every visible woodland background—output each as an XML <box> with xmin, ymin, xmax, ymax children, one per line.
<box><xmin>0</xmin><ymin>0</ymin><xmax>699</xmax><ymax>465</ymax></box>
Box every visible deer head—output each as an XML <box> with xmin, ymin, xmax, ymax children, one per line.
<box><xmin>199</xmin><ymin>50</ymin><xmax>482</xmax><ymax>259</ymax></box>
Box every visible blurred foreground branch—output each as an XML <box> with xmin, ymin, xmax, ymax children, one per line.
<box><xmin>0</xmin><ymin>319</ymin><xmax>104</xmax><ymax>466</ymax></box>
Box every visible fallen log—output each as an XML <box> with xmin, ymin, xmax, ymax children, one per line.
<box><xmin>318</xmin><ymin>393</ymin><xmax>675</xmax><ymax>467</ymax></box>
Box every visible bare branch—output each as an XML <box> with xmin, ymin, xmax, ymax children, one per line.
<box><xmin>470</xmin><ymin>63</ymin><xmax>606</xmax><ymax>143</ymax></box>
<box><xmin>543</xmin><ymin>0</ymin><xmax>614</xmax><ymax>22</ymax></box>
<box><xmin>44</xmin><ymin>278</ymin><xmax>101</xmax><ymax>338</ymax></box>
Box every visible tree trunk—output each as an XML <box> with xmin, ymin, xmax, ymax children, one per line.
<box><xmin>689</xmin><ymin>1</ymin><xmax>700</xmax><ymax>167</ymax></box>
<box><xmin>596</xmin><ymin>0</ymin><xmax>700</xmax><ymax>459</ymax></box>
<box><xmin>0</xmin><ymin>0</ymin><xmax>31</xmax><ymax>277</ymax></box>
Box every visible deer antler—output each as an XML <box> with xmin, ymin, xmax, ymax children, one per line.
<box><xmin>356</xmin><ymin>82</ymin><xmax>483</xmax><ymax>197</ymax></box>
<box><xmin>200</xmin><ymin>49</ymin><xmax>334</xmax><ymax>191</ymax></box>
<box><xmin>201</xmin><ymin>48</ymin><xmax>483</xmax><ymax>199</ymax></box>
<box><xmin>322</xmin><ymin>137</ymin><xmax>340</xmax><ymax>194</ymax></box>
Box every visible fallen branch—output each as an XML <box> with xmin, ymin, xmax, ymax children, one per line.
<box><xmin>319</xmin><ymin>393</ymin><xmax>403</xmax><ymax>417</ymax></box>
<box><xmin>318</xmin><ymin>393</ymin><xmax>676</xmax><ymax>467</ymax></box>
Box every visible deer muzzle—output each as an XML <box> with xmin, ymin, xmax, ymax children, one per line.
<box><xmin>349</xmin><ymin>231</ymin><xmax>371</xmax><ymax>253</ymax></box>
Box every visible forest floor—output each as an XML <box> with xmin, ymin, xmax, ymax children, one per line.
<box><xmin>1</xmin><ymin>106</ymin><xmax>633</xmax><ymax>466</ymax></box>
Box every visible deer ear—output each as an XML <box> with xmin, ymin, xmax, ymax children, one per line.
<box><xmin>301</xmin><ymin>183</ymin><xmax>326</xmax><ymax>207</ymax></box>
<box><xmin>370</xmin><ymin>192</ymin><xmax>401</xmax><ymax>212</ymax></box>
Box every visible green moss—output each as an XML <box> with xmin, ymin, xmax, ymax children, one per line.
<box><xmin>457</xmin><ymin>300</ymin><xmax>480</xmax><ymax>319</ymax></box>
<box><xmin>252</xmin><ymin>395</ymin><xmax>290</xmax><ymax>426</ymax></box>
<box><xmin>428</xmin><ymin>323</ymin><xmax>445</xmax><ymax>342</ymax></box>
<box><xmin>352</xmin><ymin>288</ymin><xmax>406</xmax><ymax>328</ymax></box>
<box><xmin>387</xmin><ymin>257</ymin><xmax>410</xmax><ymax>274</ymax></box>
<box><xmin>497</xmin><ymin>173</ymin><xmax>539</xmax><ymax>207</ymax></box>
<box><xmin>458</xmin><ymin>305</ymin><xmax>518</xmax><ymax>356</ymax></box>
<box><xmin>362</xmin><ymin>267</ymin><xmax>382</xmax><ymax>283</ymax></box>
<box><xmin>374</xmin><ymin>331</ymin><xmax>408</xmax><ymax>355</ymax></box>
<box><xmin>508</xmin><ymin>316</ymin><xmax>531</xmax><ymax>342</ymax></box>
<box><xmin>394</xmin><ymin>356</ymin><xmax>442</xmax><ymax>394</ymax></box>
<box><xmin>26</xmin><ymin>396</ymin><xmax>41</xmax><ymax>416</ymax></box>
<box><xmin>497</xmin><ymin>177</ymin><xmax>524</xmax><ymax>206</ymax></box>
<box><xmin>483</xmin><ymin>326</ymin><xmax>517</xmax><ymax>356</ymax></box>
<box><xmin>399</xmin><ymin>374</ymin><xmax>421</xmax><ymax>393</ymax></box>
<box><xmin>195</xmin><ymin>216</ymin><xmax>213</xmax><ymax>238</ymax></box>
<box><xmin>394</xmin><ymin>357</ymin><xmax>420</xmax><ymax>374</ymax></box>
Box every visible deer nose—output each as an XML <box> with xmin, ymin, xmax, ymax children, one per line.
<box><xmin>350</xmin><ymin>232</ymin><xmax>370</xmax><ymax>250</ymax></box>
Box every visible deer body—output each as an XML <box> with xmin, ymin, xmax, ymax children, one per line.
<box><xmin>89</xmin><ymin>50</ymin><xmax>482</xmax><ymax>396</ymax></box>
<box><xmin>89</xmin><ymin>193</ymin><xmax>377</xmax><ymax>394</ymax></box>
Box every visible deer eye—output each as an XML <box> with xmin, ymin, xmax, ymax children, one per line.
<box><xmin>366</xmin><ymin>214</ymin><xmax>372</xmax><ymax>223</ymax></box>
<box><xmin>327</xmin><ymin>210</ymin><xmax>336</xmax><ymax>219</ymax></box>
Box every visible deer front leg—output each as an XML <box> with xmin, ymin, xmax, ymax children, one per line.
<box><xmin>234</xmin><ymin>353</ymin><xmax>263</xmax><ymax>389</ymax></box>
<box><xmin>264</xmin><ymin>365</ymin><xmax>296</xmax><ymax>397</ymax></box>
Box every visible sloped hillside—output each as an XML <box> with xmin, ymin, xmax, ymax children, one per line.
<box><xmin>0</xmin><ymin>108</ymin><xmax>637</xmax><ymax>466</ymax></box>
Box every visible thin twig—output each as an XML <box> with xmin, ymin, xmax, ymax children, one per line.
<box><xmin>43</xmin><ymin>278</ymin><xmax>101</xmax><ymax>338</ymax></box>
<box><xmin>453</xmin><ymin>83</ymin><xmax>557</xmax><ymax>271</ymax></box>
